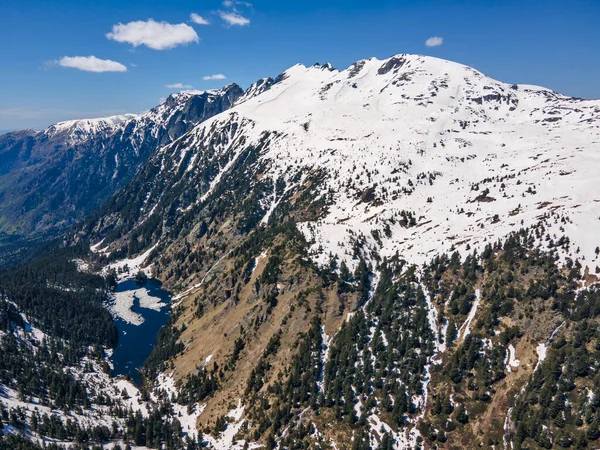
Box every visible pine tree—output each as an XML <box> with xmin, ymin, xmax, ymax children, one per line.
<box><xmin>446</xmin><ymin>320</ymin><xmax>457</xmax><ymax>346</ymax></box>
<box><xmin>587</xmin><ymin>421</ymin><xmax>600</xmax><ymax>441</ymax></box>
<box><xmin>455</xmin><ymin>404</ymin><xmax>469</xmax><ymax>424</ymax></box>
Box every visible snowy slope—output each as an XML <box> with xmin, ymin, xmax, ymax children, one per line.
<box><xmin>42</xmin><ymin>86</ymin><xmax>242</xmax><ymax>147</ymax></box>
<box><xmin>0</xmin><ymin>319</ymin><xmax>149</xmax><ymax>442</ymax></box>
<box><xmin>43</xmin><ymin>113</ymin><xmax>138</xmax><ymax>143</ymax></box>
<box><xmin>134</xmin><ymin>54</ymin><xmax>600</xmax><ymax>272</ymax></box>
<box><xmin>0</xmin><ymin>84</ymin><xmax>244</xmax><ymax>237</ymax></box>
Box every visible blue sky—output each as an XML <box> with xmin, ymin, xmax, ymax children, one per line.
<box><xmin>1</xmin><ymin>0</ymin><xmax>599</xmax><ymax>130</ymax></box>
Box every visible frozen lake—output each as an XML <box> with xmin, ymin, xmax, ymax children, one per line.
<box><xmin>109</xmin><ymin>278</ymin><xmax>170</xmax><ymax>384</ymax></box>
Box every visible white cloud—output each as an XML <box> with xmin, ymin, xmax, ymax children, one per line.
<box><xmin>425</xmin><ymin>36</ymin><xmax>443</xmax><ymax>47</ymax></box>
<box><xmin>203</xmin><ymin>74</ymin><xmax>227</xmax><ymax>81</ymax></box>
<box><xmin>106</xmin><ymin>19</ymin><xmax>199</xmax><ymax>50</ymax></box>
<box><xmin>166</xmin><ymin>82</ymin><xmax>193</xmax><ymax>89</ymax></box>
<box><xmin>57</xmin><ymin>56</ymin><xmax>127</xmax><ymax>72</ymax></box>
<box><xmin>219</xmin><ymin>11</ymin><xmax>250</xmax><ymax>26</ymax></box>
<box><xmin>190</xmin><ymin>13</ymin><xmax>210</xmax><ymax>25</ymax></box>
<box><xmin>223</xmin><ymin>0</ymin><xmax>253</xmax><ymax>7</ymax></box>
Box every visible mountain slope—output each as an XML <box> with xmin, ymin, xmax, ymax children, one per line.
<box><xmin>0</xmin><ymin>84</ymin><xmax>243</xmax><ymax>241</ymax></box>
<box><xmin>86</xmin><ymin>54</ymin><xmax>600</xmax><ymax>274</ymax></box>
<box><xmin>68</xmin><ymin>54</ymin><xmax>600</xmax><ymax>449</ymax></box>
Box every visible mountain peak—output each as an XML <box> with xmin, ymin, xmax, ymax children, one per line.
<box><xmin>107</xmin><ymin>52</ymin><xmax>600</xmax><ymax>278</ymax></box>
<box><xmin>43</xmin><ymin>113</ymin><xmax>138</xmax><ymax>140</ymax></box>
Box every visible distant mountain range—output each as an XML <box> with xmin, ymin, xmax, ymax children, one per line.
<box><xmin>0</xmin><ymin>85</ymin><xmax>243</xmax><ymax>242</ymax></box>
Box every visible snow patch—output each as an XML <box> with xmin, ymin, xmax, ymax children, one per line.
<box><xmin>105</xmin><ymin>244</ymin><xmax>158</xmax><ymax>281</ymax></box>
<box><xmin>534</xmin><ymin>343</ymin><xmax>547</xmax><ymax>372</ymax></box>
<box><xmin>107</xmin><ymin>285</ymin><xmax>168</xmax><ymax>326</ymax></box>
<box><xmin>506</xmin><ymin>344</ymin><xmax>520</xmax><ymax>372</ymax></box>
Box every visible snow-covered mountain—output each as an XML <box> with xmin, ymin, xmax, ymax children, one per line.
<box><xmin>0</xmin><ymin>84</ymin><xmax>243</xmax><ymax>241</ymax></box>
<box><xmin>43</xmin><ymin>113</ymin><xmax>138</xmax><ymax>143</ymax></box>
<box><xmin>90</xmin><ymin>54</ymin><xmax>600</xmax><ymax>275</ymax></box>
<box><xmin>3</xmin><ymin>54</ymin><xmax>600</xmax><ymax>450</ymax></box>
<box><xmin>72</xmin><ymin>54</ymin><xmax>600</xmax><ymax>449</ymax></box>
